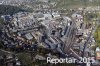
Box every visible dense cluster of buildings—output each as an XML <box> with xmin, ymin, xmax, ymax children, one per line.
<box><xmin>0</xmin><ymin>0</ymin><xmax>99</xmax><ymax>66</ymax></box>
<box><xmin>0</xmin><ymin>0</ymin><xmax>55</xmax><ymax>8</ymax></box>
<box><xmin>0</xmin><ymin>1</ymin><xmax>97</xmax><ymax>65</ymax></box>
<box><xmin>1</xmin><ymin>9</ymin><xmax>96</xmax><ymax>61</ymax></box>
<box><xmin>0</xmin><ymin>10</ymin><xmax>72</xmax><ymax>54</ymax></box>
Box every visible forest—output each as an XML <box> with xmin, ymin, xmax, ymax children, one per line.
<box><xmin>0</xmin><ymin>5</ymin><xmax>28</xmax><ymax>16</ymax></box>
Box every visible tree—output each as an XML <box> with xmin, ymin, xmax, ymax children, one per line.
<box><xmin>0</xmin><ymin>5</ymin><xmax>31</xmax><ymax>16</ymax></box>
<box><xmin>17</xmin><ymin>53</ymin><xmax>33</xmax><ymax>66</ymax></box>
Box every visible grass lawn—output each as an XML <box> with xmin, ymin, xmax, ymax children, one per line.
<box><xmin>54</xmin><ymin>0</ymin><xmax>100</xmax><ymax>9</ymax></box>
<box><xmin>94</xmin><ymin>25</ymin><xmax>100</xmax><ymax>47</ymax></box>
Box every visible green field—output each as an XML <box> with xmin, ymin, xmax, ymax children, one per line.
<box><xmin>94</xmin><ymin>25</ymin><xmax>100</xmax><ymax>47</ymax></box>
<box><xmin>52</xmin><ymin>0</ymin><xmax>100</xmax><ymax>9</ymax></box>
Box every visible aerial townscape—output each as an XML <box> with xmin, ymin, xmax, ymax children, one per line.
<box><xmin>0</xmin><ymin>0</ymin><xmax>100</xmax><ymax>66</ymax></box>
